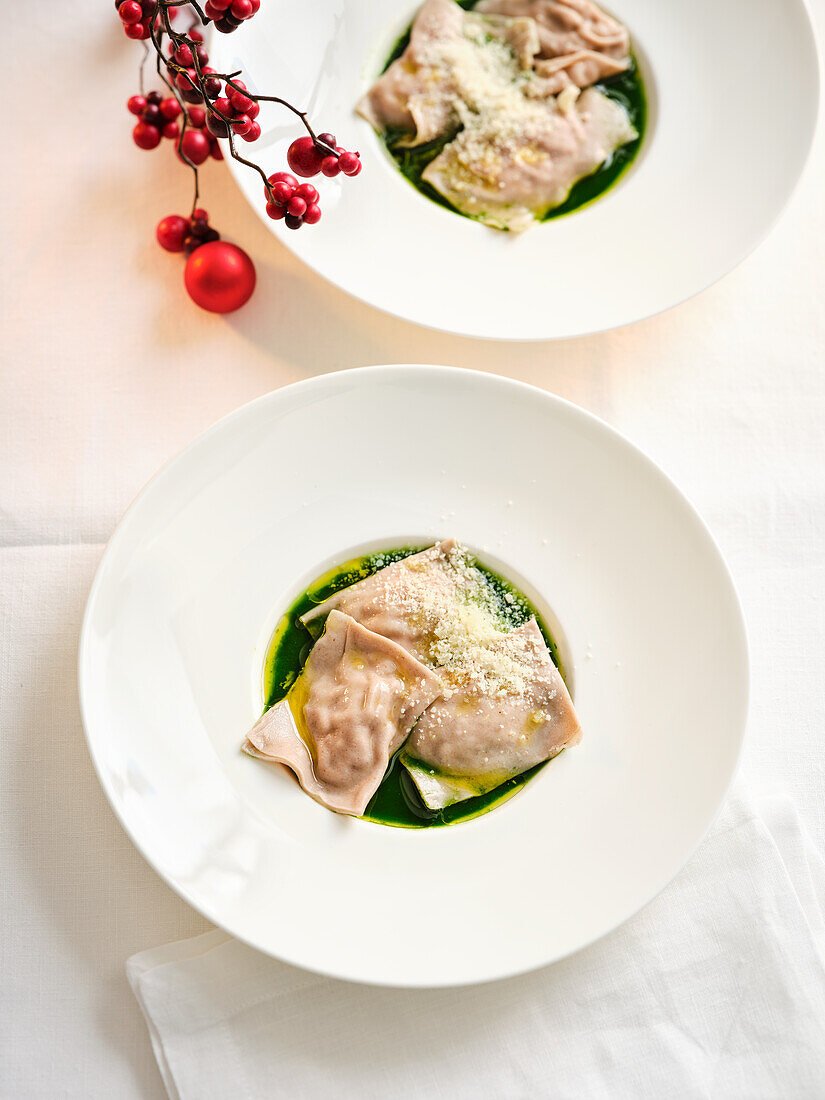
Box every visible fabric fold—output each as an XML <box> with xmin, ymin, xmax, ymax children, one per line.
<box><xmin>128</xmin><ymin>793</ymin><xmax>825</xmax><ymax>1100</ymax></box>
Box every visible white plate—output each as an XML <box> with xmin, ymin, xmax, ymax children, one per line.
<box><xmin>209</xmin><ymin>0</ymin><xmax>819</xmax><ymax>339</ymax></box>
<box><xmin>79</xmin><ymin>365</ymin><xmax>748</xmax><ymax>986</ymax></box>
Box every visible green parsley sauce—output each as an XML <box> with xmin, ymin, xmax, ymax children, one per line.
<box><xmin>262</xmin><ymin>546</ymin><xmax>566</xmax><ymax>828</ymax></box>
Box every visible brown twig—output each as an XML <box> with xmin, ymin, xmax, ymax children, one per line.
<box><xmin>140</xmin><ymin>2</ymin><xmax>343</xmax><ymax>215</ymax></box>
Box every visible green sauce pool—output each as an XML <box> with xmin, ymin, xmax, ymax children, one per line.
<box><xmin>262</xmin><ymin>546</ymin><xmax>567</xmax><ymax>828</ymax></box>
<box><xmin>378</xmin><ymin>2</ymin><xmax>647</xmax><ymax>226</ymax></box>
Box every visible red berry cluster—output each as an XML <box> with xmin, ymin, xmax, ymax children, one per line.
<box><xmin>206</xmin><ymin>81</ymin><xmax>261</xmax><ymax>144</ymax></box>
<box><xmin>128</xmin><ymin>91</ymin><xmax>183</xmax><ymax>150</ymax></box>
<box><xmin>115</xmin><ymin>0</ymin><xmax>157</xmax><ymax>40</ymax></box>
<box><xmin>167</xmin><ymin>30</ymin><xmax>220</xmax><ymax>105</ymax></box>
<box><xmin>286</xmin><ymin>134</ymin><xmax>362</xmax><ymax>179</ymax></box>
<box><xmin>156</xmin><ymin>209</ymin><xmax>220</xmax><ymax>255</ymax></box>
<box><xmin>203</xmin><ymin>0</ymin><xmax>260</xmax><ymax>34</ymax></box>
<box><xmin>177</xmin><ymin>106</ymin><xmax>224</xmax><ymax>164</ymax></box>
<box><xmin>263</xmin><ymin>173</ymin><xmax>322</xmax><ymax>230</ymax></box>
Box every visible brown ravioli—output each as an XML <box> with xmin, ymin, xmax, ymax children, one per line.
<box><xmin>300</xmin><ymin>540</ymin><xmax>468</xmax><ymax>663</ymax></box>
<box><xmin>475</xmin><ymin>0</ymin><xmax>630</xmax><ymax>75</ymax></box>
<box><xmin>356</xmin><ymin>0</ymin><xmax>636</xmax><ymax>230</ymax></box>
<box><xmin>403</xmin><ymin>618</ymin><xmax>582</xmax><ymax>808</ymax></box>
<box><xmin>244</xmin><ymin>610</ymin><xmax>443</xmax><ymax>817</ymax></box>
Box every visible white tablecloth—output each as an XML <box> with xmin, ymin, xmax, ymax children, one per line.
<box><xmin>125</xmin><ymin>795</ymin><xmax>825</xmax><ymax>1100</ymax></box>
<box><xmin>2</xmin><ymin>4</ymin><xmax>825</xmax><ymax>1096</ymax></box>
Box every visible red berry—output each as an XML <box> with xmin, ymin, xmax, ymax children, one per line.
<box><xmin>188</xmin><ymin>26</ymin><xmax>203</xmax><ymax>41</ymax></box>
<box><xmin>265</xmin><ymin>201</ymin><xmax>286</xmax><ymax>221</ymax></box>
<box><xmin>127</xmin><ymin>94</ymin><xmax>147</xmax><ymax>116</ymax></box>
<box><xmin>125</xmin><ymin>20</ymin><xmax>150</xmax><ymax>38</ymax></box>
<box><xmin>189</xmin><ymin>218</ymin><xmax>209</xmax><ymax>240</ymax></box>
<box><xmin>147</xmin><ymin>91</ymin><xmax>162</xmax><ymax>106</ymax></box>
<box><xmin>156</xmin><ymin>214</ymin><xmax>188</xmax><ymax>252</ymax></box>
<box><xmin>295</xmin><ymin>182</ymin><xmax>318</xmax><ymax>203</ymax></box>
<box><xmin>162</xmin><ymin>121</ymin><xmax>180</xmax><ymax>140</ymax></box>
<box><xmin>241</xmin><ymin>121</ymin><xmax>260</xmax><ymax>142</ymax></box>
<box><xmin>141</xmin><ymin>0</ymin><xmax>158</xmax><ymax>14</ymax></box>
<box><xmin>317</xmin><ymin>132</ymin><xmax>336</xmax><ymax>150</ymax></box>
<box><xmin>142</xmin><ymin>103</ymin><xmax>162</xmax><ymax>126</ymax></box>
<box><xmin>192</xmin><ymin>208</ymin><xmax>208</xmax><ymax>221</ymax></box>
<box><xmin>284</xmin><ymin>213</ymin><xmax>303</xmax><ymax>230</ymax></box>
<box><xmin>287</xmin><ymin>195</ymin><xmax>307</xmax><ymax>218</ymax></box>
<box><xmin>338</xmin><ymin>150</ymin><xmax>361</xmax><ymax>176</ymax></box>
<box><xmin>270</xmin><ymin>180</ymin><xmax>293</xmax><ymax>205</ymax></box>
<box><xmin>267</xmin><ymin>170</ymin><xmax>297</xmax><ymax>189</ymax></box>
<box><xmin>181</xmin><ymin>80</ymin><xmax>203</xmax><ymax>105</ymax></box>
<box><xmin>249</xmin><ymin>0</ymin><xmax>260</xmax><ymax>12</ymax></box>
<box><xmin>195</xmin><ymin>44</ymin><xmax>209</xmax><ymax>66</ymax></box>
<box><xmin>245</xmin><ymin>101</ymin><xmax>260</xmax><ymax>120</ymax></box>
<box><xmin>176</xmin><ymin>70</ymin><xmax>198</xmax><ymax>96</ymax></box>
<box><xmin>210</xmin><ymin>140</ymin><xmax>223</xmax><ymax>160</ymax></box>
<box><xmin>320</xmin><ymin>156</ymin><xmax>340</xmax><ymax>177</ymax></box>
<box><xmin>133</xmin><ymin>120</ymin><xmax>161</xmax><ymax>149</ymax></box>
<box><xmin>206</xmin><ymin>112</ymin><xmax>229</xmax><ymax>138</ymax></box>
<box><xmin>228</xmin><ymin>90</ymin><xmax>253</xmax><ymax>113</ymax></box>
<box><xmin>201</xmin><ymin>71</ymin><xmax>221</xmax><ymax>99</ymax></box>
<box><xmin>231</xmin><ymin>114</ymin><xmax>252</xmax><ymax>136</ymax></box>
<box><xmin>231</xmin><ymin>0</ymin><xmax>253</xmax><ymax>17</ymax></box>
<box><xmin>187</xmin><ymin>106</ymin><xmax>206</xmax><ymax>128</ymax></box>
<box><xmin>174</xmin><ymin>43</ymin><xmax>194</xmax><ymax>67</ymax></box>
<box><xmin>287</xmin><ymin>136</ymin><xmax>325</xmax><ymax>178</ymax></box>
<box><xmin>159</xmin><ymin>97</ymin><xmax>181</xmax><ymax>120</ymax></box>
<box><xmin>179</xmin><ymin>128</ymin><xmax>210</xmax><ymax>165</ymax></box>
<box><xmin>204</xmin><ymin>0</ymin><xmax>222</xmax><ymax>17</ymax></box>
<box><xmin>211</xmin><ymin>0</ymin><xmax>231</xmax><ymax>8</ymax></box>
<box><xmin>303</xmin><ymin>202</ymin><xmax>322</xmax><ymax>225</ymax></box>
<box><xmin>119</xmin><ymin>0</ymin><xmax>142</xmax><ymax>23</ymax></box>
<box><xmin>213</xmin><ymin>96</ymin><xmax>233</xmax><ymax>117</ymax></box>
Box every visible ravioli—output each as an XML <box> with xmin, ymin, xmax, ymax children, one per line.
<box><xmin>402</xmin><ymin>618</ymin><xmax>581</xmax><ymax>808</ymax></box>
<box><xmin>356</xmin><ymin>0</ymin><xmax>638</xmax><ymax>230</ymax></box>
<box><xmin>247</xmin><ymin>541</ymin><xmax>583</xmax><ymax>824</ymax></box>
<box><xmin>243</xmin><ymin>610</ymin><xmax>442</xmax><ymax>816</ymax></box>
<box><xmin>356</xmin><ymin>0</ymin><xmax>540</xmax><ymax>148</ymax></box>
<box><xmin>301</xmin><ymin>539</ymin><xmax>502</xmax><ymax>665</ymax></box>
<box><xmin>422</xmin><ymin>85</ymin><xmax>637</xmax><ymax>231</ymax></box>
<box><xmin>476</xmin><ymin>0</ymin><xmax>630</xmax><ymax>85</ymax></box>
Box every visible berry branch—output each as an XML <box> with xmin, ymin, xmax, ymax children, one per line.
<box><xmin>116</xmin><ymin>0</ymin><xmax>362</xmax><ymax>310</ymax></box>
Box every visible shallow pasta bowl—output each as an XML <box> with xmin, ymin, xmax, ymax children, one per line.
<box><xmin>79</xmin><ymin>365</ymin><xmax>748</xmax><ymax>986</ymax></box>
<box><xmin>209</xmin><ymin>0</ymin><xmax>819</xmax><ymax>339</ymax></box>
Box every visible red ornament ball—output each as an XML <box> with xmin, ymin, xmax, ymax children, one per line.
<box><xmin>184</xmin><ymin>241</ymin><xmax>256</xmax><ymax>313</ymax></box>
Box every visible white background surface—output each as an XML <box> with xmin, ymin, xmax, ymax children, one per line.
<box><xmin>2</xmin><ymin>3</ymin><xmax>824</xmax><ymax>1096</ymax></box>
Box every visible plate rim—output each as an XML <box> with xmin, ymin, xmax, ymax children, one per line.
<box><xmin>78</xmin><ymin>364</ymin><xmax>750</xmax><ymax>986</ymax></box>
<box><xmin>211</xmin><ymin>0</ymin><xmax>821</xmax><ymax>341</ymax></box>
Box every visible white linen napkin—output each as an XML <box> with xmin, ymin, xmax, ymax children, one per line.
<box><xmin>128</xmin><ymin>795</ymin><xmax>825</xmax><ymax>1100</ymax></box>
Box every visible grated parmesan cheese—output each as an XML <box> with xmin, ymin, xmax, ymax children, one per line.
<box><xmin>375</xmin><ymin>543</ymin><xmax>545</xmax><ymax>701</ymax></box>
